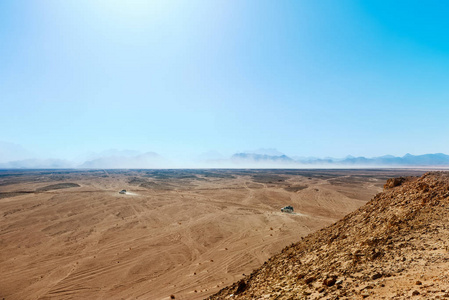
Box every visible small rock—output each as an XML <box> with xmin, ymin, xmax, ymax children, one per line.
<box><xmin>323</xmin><ymin>277</ymin><xmax>336</xmax><ymax>287</ymax></box>
<box><xmin>416</xmin><ymin>281</ymin><xmax>422</xmax><ymax>285</ymax></box>
<box><xmin>304</xmin><ymin>276</ymin><xmax>315</xmax><ymax>284</ymax></box>
<box><xmin>235</xmin><ymin>280</ymin><xmax>247</xmax><ymax>294</ymax></box>
<box><xmin>303</xmin><ymin>290</ymin><xmax>312</xmax><ymax>295</ymax></box>
<box><xmin>361</xmin><ymin>291</ymin><xmax>370</xmax><ymax>298</ymax></box>
<box><xmin>412</xmin><ymin>290</ymin><xmax>420</xmax><ymax>296</ymax></box>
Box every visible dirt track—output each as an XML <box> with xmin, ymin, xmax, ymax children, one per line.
<box><xmin>0</xmin><ymin>169</ymin><xmax>424</xmax><ymax>299</ymax></box>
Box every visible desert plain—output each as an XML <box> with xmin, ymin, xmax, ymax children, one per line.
<box><xmin>0</xmin><ymin>169</ymin><xmax>425</xmax><ymax>300</ymax></box>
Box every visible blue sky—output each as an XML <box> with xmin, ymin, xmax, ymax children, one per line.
<box><xmin>1</xmin><ymin>0</ymin><xmax>449</xmax><ymax>163</ymax></box>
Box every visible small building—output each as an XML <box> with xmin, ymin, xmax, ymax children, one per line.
<box><xmin>119</xmin><ymin>189</ymin><xmax>127</xmax><ymax>194</ymax></box>
<box><xmin>281</xmin><ymin>206</ymin><xmax>294</xmax><ymax>213</ymax></box>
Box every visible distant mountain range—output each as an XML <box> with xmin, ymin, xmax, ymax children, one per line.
<box><xmin>0</xmin><ymin>150</ymin><xmax>167</xmax><ymax>169</ymax></box>
<box><xmin>2</xmin><ymin>147</ymin><xmax>449</xmax><ymax>169</ymax></box>
<box><xmin>0</xmin><ymin>158</ymin><xmax>74</xmax><ymax>169</ymax></box>
<box><xmin>227</xmin><ymin>152</ymin><xmax>449</xmax><ymax>167</ymax></box>
<box><xmin>80</xmin><ymin>152</ymin><xmax>164</xmax><ymax>169</ymax></box>
<box><xmin>231</xmin><ymin>153</ymin><xmax>295</xmax><ymax>164</ymax></box>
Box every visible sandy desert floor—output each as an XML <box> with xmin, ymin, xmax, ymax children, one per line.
<box><xmin>0</xmin><ymin>169</ymin><xmax>425</xmax><ymax>300</ymax></box>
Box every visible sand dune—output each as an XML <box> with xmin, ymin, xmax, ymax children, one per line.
<box><xmin>0</xmin><ymin>169</ymin><xmax>424</xmax><ymax>299</ymax></box>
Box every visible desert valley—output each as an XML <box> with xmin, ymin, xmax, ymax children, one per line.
<box><xmin>0</xmin><ymin>169</ymin><xmax>425</xmax><ymax>299</ymax></box>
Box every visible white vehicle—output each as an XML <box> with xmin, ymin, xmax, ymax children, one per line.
<box><xmin>119</xmin><ymin>189</ymin><xmax>127</xmax><ymax>194</ymax></box>
<box><xmin>281</xmin><ymin>206</ymin><xmax>294</xmax><ymax>213</ymax></box>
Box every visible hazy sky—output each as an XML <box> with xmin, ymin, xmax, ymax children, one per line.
<box><xmin>1</xmin><ymin>0</ymin><xmax>449</xmax><ymax>161</ymax></box>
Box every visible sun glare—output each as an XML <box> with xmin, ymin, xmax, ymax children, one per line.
<box><xmin>91</xmin><ymin>0</ymin><xmax>174</xmax><ymax>20</ymax></box>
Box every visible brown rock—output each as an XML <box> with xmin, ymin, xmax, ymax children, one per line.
<box><xmin>303</xmin><ymin>290</ymin><xmax>312</xmax><ymax>295</ymax></box>
<box><xmin>323</xmin><ymin>277</ymin><xmax>337</xmax><ymax>287</ymax></box>
<box><xmin>304</xmin><ymin>276</ymin><xmax>315</xmax><ymax>284</ymax></box>
<box><xmin>235</xmin><ymin>280</ymin><xmax>247</xmax><ymax>294</ymax></box>
<box><xmin>361</xmin><ymin>290</ymin><xmax>370</xmax><ymax>298</ymax></box>
<box><xmin>384</xmin><ymin>177</ymin><xmax>406</xmax><ymax>189</ymax></box>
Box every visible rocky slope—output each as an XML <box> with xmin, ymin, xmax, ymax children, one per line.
<box><xmin>208</xmin><ymin>172</ymin><xmax>449</xmax><ymax>299</ymax></box>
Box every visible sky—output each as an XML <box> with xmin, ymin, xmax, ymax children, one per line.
<box><xmin>1</xmin><ymin>0</ymin><xmax>449</xmax><ymax>164</ymax></box>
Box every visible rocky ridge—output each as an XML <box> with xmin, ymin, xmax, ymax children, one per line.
<box><xmin>208</xmin><ymin>172</ymin><xmax>449</xmax><ymax>299</ymax></box>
